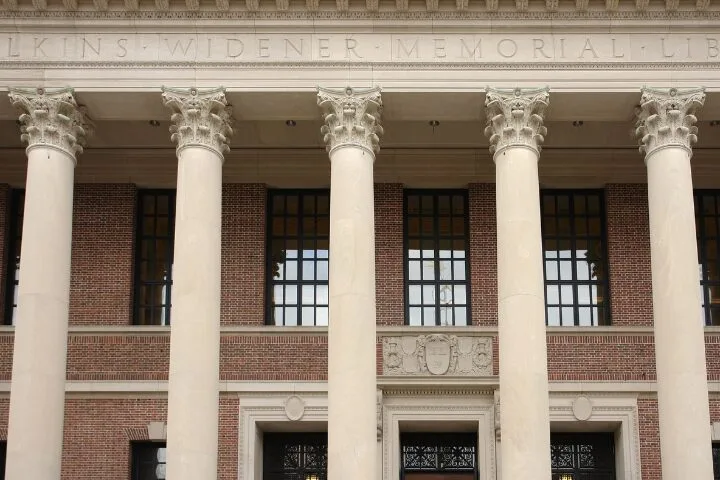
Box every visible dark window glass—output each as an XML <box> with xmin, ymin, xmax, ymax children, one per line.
<box><xmin>541</xmin><ymin>191</ymin><xmax>610</xmax><ymax>326</ymax></box>
<box><xmin>405</xmin><ymin>191</ymin><xmax>470</xmax><ymax>326</ymax></box>
<box><xmin>131</xmin><ymin>442</ymin><xmax>166</xmax><ymax>480</ymax></box>
<box><xmin>263</xmin><ymin>432</ymin><xmax>327</xmax><ymax>480</ymax></box>
<box><xmin>401</xmin><ymin>433</ymin><xmax>477</xmax><ymax>475</ymax></box>
<box><xmin>267</xmin><ymin>191</ymin><xmax>330</xmax><ymax>326</ymax></box>
<box><xmin>5</xmin><ymin>190</ymin><xmax>23</xmax><ymax>326</ymax></box>
<box><xmin>551</xmin><ymin>433</ymin><xmax>615</xmax><ymax>480</ymax></box>
<box><xmin>695</xmin><ymin>191</ymin><xmax>720</xmax><ymax>325</ymax></box>
<box><xmin>0</xmin><ymin>440</ymin><xmax>5</xmax><ymax>480</ymax></box>
<box><xmin>134</xmin><ymin>190</ymin><xmax>175</xmax><ymax>326</ymax></box>
<box><xmin>713</xmin><ymin>443</ymin><xmax>720</xmax><ymax>479</ymax></box>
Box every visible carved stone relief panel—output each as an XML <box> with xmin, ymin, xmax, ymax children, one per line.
<box><xmin>382</xmin><ymin>334</ymin><xmax>492</xmax><ymax>376</ymax></box>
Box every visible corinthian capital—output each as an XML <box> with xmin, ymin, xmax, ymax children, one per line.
<box><xmin>161</xmin><ymin>86</ymin><xmax>234</xmax><ymax>158</ymax></box>
<box><xmin>317</xmin><ymin>86</ymin><xmax>383</xmax><ymax>156</ymax></box>
<box><xmin>484</xmin><ymin>87</ymin><xmax>549</xmax><ymax>157</ymax></box>
<box><xmin>635</xmin><ymin>87</ymin><xmax>705</xmax><ymax>159</ymax></box>
<box><xmin>8</xmin><ymin>87</ymin><xmax>90</xmax><ymax>160</ymax></box>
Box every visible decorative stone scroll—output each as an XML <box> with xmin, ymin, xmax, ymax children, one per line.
<box><xmin>484</xmin><ymin>86</ymin><xmax>549</xmax><ymax>157</ymax></box>
<box><xmin>382</xmin><ymin>334</ymin><xmax>492</xmax><ymax>376</ymax></box>
<box><xmin>317</xmin><ymin>86</ymin><xmax>383</xmax><ymax>156</ymax></box>
<box><xmin>8</xmin><ymin>86</ymin><xmax>91</xmax><ymax>160</ymax></box>
<box><xmin>635</xmin><ymin>86</ymin><xmax>705</xmax><ymax>159</ymax></box>
<box><xmin>161</xmin><ymin>86</ymin><xmax>234</xmax><ymax>158</ymax></box>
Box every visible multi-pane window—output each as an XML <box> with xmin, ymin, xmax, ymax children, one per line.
<box><xmin>695</xmin><ymin>191</ymin><xmax>720</xmax><ymax>325</ymax></box>
<box><xmin>541</xmin><ymin>191</ymin><xmax>610</xmax><ymax>326</ymax></box>
<box><xmin>131</xmin><ymin>442</ymin><xmax>166</xmax><ymax>480</ymax></box>
<box><xmin>405</xmin><ymin>191</ymin><xmax>470</xmax><ymax>326</ymax></box>
<box><xmin>134</xmin><ymin>191</ymin><xmax>175</xmax><ymax>326</ymax></box>
<box><xmin>263</xmin><ymin>432</ymin><xmax>327</xmax><ymax>480</ymax></box>
<box><xmin>5</xmin><ymin>190</ymin><xmax>24</xmax><ymax>325</ymax></box>
<box><xmin>267</xmin><ymin>191</ymin><xmax>329</xmax><ymax>326</ymax></box>
<box><xmin>400</xmin><ymin>433</ymin><xmax>477</xmax><ymax>479</ymax></box>
<box><xmin>551</xmin><ymin>433</ymin><xmax>616</xmax><ymax>480</ymax></box>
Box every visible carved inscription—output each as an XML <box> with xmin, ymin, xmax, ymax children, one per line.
<box><xmin>382</xmin><ymin>334</ymin><xmax>492</xmax><ymax>376</ymax></box>
<box><xmin>1</xmin><ymin>33</ymin><xmax>720</xmax><ymax>64</ymax></box>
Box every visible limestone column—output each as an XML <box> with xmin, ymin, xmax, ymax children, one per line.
<box><xmin>317</xmin><ymin>86</ymin><xmax>383</xmax><ymax>480</ymax></box>
<box><xmin>5</xmin><ymin>87</ymin><xmax>89</xmax><ymax>480</ymax></box>
<box><xmin>636</xmin><ymin>87</ymin><xmax>713</xmax><ymax>479</ymax></box>
<box><xmin>162</xmin><ymin>86</ymin><xmax>233</xmax><ymax>480</ymax></box>
<box><xmin>484</xmin><ymin>87</ymin><xmax>551</xmax><ymax>480</ymax></box>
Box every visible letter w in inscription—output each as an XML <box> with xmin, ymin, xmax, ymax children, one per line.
<box><xmin>165</xmin><ymin>38</ymin><xmax>195</xmax><ymax>57</ymax></box>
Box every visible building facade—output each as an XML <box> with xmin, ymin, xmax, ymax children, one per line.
<box><xmin>1</xmin><ymin>4</ymin><xmax>720</xmax><ymax>480</ymax></box>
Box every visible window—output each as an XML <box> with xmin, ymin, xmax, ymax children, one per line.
<box><xmin>400</xmin><ymin>433</ymin><xmax>477</xmax><ymax>480</ymax></box>
<box><xmin>263</xmin><ymin>432</ymin><xmax>327</xmax><ymax>480</ymax></box>
<box><xmin>5</xmin><ymin>190</ymin><xmax>23</xmax><ymax>325</ymax></box>
<box><xmin>695</xmin><ymin>191</ymin><xmax>720</xmax><ymax>325</ymax></box>
<box><xmin>405</xmin><ymin>191</ymin><xmax>470</xmax><ymax>326</ymax></box>
<box><xmin>134</xmin><ymin>190</ymin><xmax>175</xmax><ymax>326</ymax></box>
<box><xmin>0</xmin><ymin>440</ymin><xmax>5</xmax><ymax>480</ymax></box>
<box><xmin>713</xmin><ymin>443</ymin><xmax>720</xmax><ymax>479</ymax></box>
<box><xmin>131</xmin><ymin>442</ymin><xmax>166</xmax><ymax>480</ymax></box>
<box><xmin>267</xmin><ymin>191</ymin><xmax>329</xmax><ymax>326</ymax></box>
<box><xmin>551</xmin><ymin>433</ymin><xmax>615</xmax><ymax>480</ymax></box>
<box><xmin>541</xmin><ymin>191</ymin><xmax>609</xmax><ymax>326</ymax></box>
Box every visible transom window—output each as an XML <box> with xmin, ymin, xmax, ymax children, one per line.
<box><xmin>131</xmin><ymin>442</ymin><xmax>166</xmax><ymax>480</ymax></box>
<box><xmin>5</xmin><ymin>190</ymin><xmax>23</xmax><ymax>325</ymax></box>
<box><xmin>695</xmin><ymin>191</ymin><xmax>720</xmax><ymax>325</ymax></box>
<box><xmin>263</xmin><ymin>432</ymin><xmax>327</xmax><ymax>480</ymax></box>
<box><xmin>267</xmin><ymin>190</ymin><xmax>330</xmax><ymax>326</ymax></box>
<box><xmin>541</xmin><ymin>191</ymin><xmax>610</xmax><ymax>326</ymax></box>
<box><xmin>551</xmin><ymin>433</ymin><xmax>616</xmax><ymax>480</ymax></box>
<box><xmin>404</xmin><ymin>191</ymin><xmax>470</xmax><ymax>326</ymax></box>
<box><xmin>134</xmin><ymin>190</ymin><xmax>175</xmax><ymax>326</ymax></box>
<box><xmin>400</xmin><ymin>432</ymin><xmax>477</xmax><ymax>477</ymax></box>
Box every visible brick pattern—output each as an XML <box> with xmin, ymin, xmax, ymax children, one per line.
<box><xmin>638</xmin><ymin>398</ymin><xmax>661</xmax><ymax>480</ymax></box>
<box><xmin>705</xmin><ymin>334</ymin><xmax>720</xmax><ymax>380</ymax></box>
<box><xmin>606</xmin><ymin>184</ymin><xmax>653</xmax><ymax>326</ymax></box>
<box><xmin>469</xmin><ymin>184</ymin><xmax>497</xmax><ymax>326</ymax></box>
<box><xmin>547</xmin><ymin>334</ymin><xmax>656</xmax><ymax>381</ymax></box>
<box><xmin>222</xmin><ymin>184</ymin><xmax>266</xmax><ymax>325</ymax></box>
<box><xmin>375</xmin><ymin>184</ymin><xmax>404</xmax><ymax>326</ymax></box>
<box><xmin>69</xmin><ymin>184</ymin><xmax>136</xmax><ymax>326</ymax></box>
<box><xmin>219</xmin><ymin>395</ymin><xmax>240</xmax><ymax>480</ymax></box>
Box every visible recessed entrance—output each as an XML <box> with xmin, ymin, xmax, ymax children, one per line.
<box><xmin>400</xmin><ymin>433</ymin><xmax>478</xmax><ymax>480</ymax></box>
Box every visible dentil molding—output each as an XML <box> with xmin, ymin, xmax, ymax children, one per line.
<box><xmin>317</xmin><ymin>86</ymin><xmax>383</xmax><ymax>156</ymax></box>
<box><xmin>635</xmin><ymin>86</ymin><xmax>705</xmax><ymax>159</ymax></box>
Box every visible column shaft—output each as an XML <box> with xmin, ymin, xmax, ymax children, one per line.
<box><xmin>6</xmin><ymin>146</ymin><xmax>75</xmax><ymax>480</ymax></box>
<box><xmin>318</xmin><ymin>86</ymin><xmax>383</xmax><ymax>480</ymax></box>
<box><xmin>162</xmin><ymin>86</ymin><xmax>233</xmax><ymax>480</ymax></box>
<box><xmin>327</xmin><ymin>145</ymin><xmax>377</xmax><ymax>480</ymax></box>
<box><xmin>485</xmin><ymin>87</ymin><xmax>551</xmax><ymax>480</ymax></box>
<box><xmin>5</xmin><ymin>87</ymin><xmax>88</xmax><ymax>480</ymax></box>
<box><xmin>636</xmin><ymin>87</ymin><xmax>713</xmax><ymax>479</ymax></box>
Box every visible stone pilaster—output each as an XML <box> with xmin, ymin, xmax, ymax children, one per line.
<box><xmin>318</xmin><ymin>86</ymin><xmax>382</xmax><ymax>480</ymax></box>
<box><xmin>5</xmin><ymin>87</ymin><xmax>89</xmax><ymax>480</ymax></box>
<box><xmin>484</xmin><ymin>86</ymin><xmax>551</xmax><ymax>480</ymax></box>
<box><xmin>163</xmin><ymin>86</ymin><xmax>233</xmax><ymax>480</ymax></box>
<box><xmin>636</xmin><ymin>86</ymin><xmax>713</xmax><ymax>480</ymax></box>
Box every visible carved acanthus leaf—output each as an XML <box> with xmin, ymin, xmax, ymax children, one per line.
<box><xmin>155</xmin><ymin>0</ymin><xmax>169</xmax><ymax>9</ymax></box>
<box><xmin>216</xmin><ymin>0</ymin><xmax>229</xmax><ymax>9</ymax></box>
<box><xmin>93</xmin><ymin>0</ymin><xmax>108</xmax><ymax>9</ymax></box>
<box><xmin>635</xmin><ymin>0</ymin><xmax>648</xmax><ymax>10</ymax></box>
<box><xmin>276</xmin><ymin>0</ymin><xmax>289</xmax><ymax>10</ymax></box>
<box><xmin>486</xmin><ymin>0</ymin><xmax>498</xmax><ymax>10</ymax></box>
<box><xmin>124</xmin><ymin>0</ymin><xmax>139</xmax><ymax>10</ymax></box>
<box><xmin>31</xmin><ymin>0</ymin><xmax>46</xmax><ymax>9</ymax></box>
<box><xmin>605</xmin><ymin>0</ymin><xmax>618</xmax><ymax>9</ymax></box>
<box><xmin>484</xmin><ymin>86</ymin><xmax>549</xmax><ymax>157</ymax></box>
<box><xmin>186</xmin><ymin>0</ymin><xmax>199</xmax><ymax>10</ymax></box>
<box><xmin>396</xmin><ymin>0</ymin><xmax>408</xmax><ymax>10</ymax></box>
<box><xmin>1</xmin><ymin>0</ymin><xmax>18</xmax><ymax>10</ymax></box>
<box><xmin>545</xmin><ymin>0</ymin><xmax>558</xmax><ymax>10</ymax></box>
<box><xmin>366</xmin><ymin>0</ymin><xmax>378</xmax><ymax>10</ymax></box>
<box><xmin>426</xmin><ymin>0</ymin><xmax>439</xmax><ymax>10</ymax></box>
<box><xmin>8</xmin><ymin>87</ymin><xmax>91</xmax><ymax>159</ymax></box>
<box><xmin>697</xmin><ymin>0</ymin><xmax>710</xmax><ymax>9</ymax></box>
<box><xmin>575</xmin><ymin>0</ymin><xmax>588</xmax><ymax>10</ymax></box>
<box><xmin>306</xmin><ymin>0</ymin><xmax>319</xmax><ymax>9</ymax></box>
<box><xmin>635</xmin><ymin>86</ymin><xmax>705</xmax><ymax>158</ymax></box>
<box><xmin>162</xmin><ymin>86</ymin><xmax>234</xmax><ymax>157</ymax></box>
<box><xmin>62</xmin><ymin>0</ymin><xmax>78</xmax><ymax>9</ymax></box>
<box><xmin>317</xmin><ymin>86</ymin><xmax>383</xmax><ymax>155</ymax></box>
<box><xmin>665</xmin><ymin>0</ymin><xmax>678</xmax><ymax>10</ymax></box>
<box><xmin>515</xmin><ymin>0</ymin><xmax>527</xmax><ymax>10</ymax></box>
<box><xmin>246</xmin><ymin>0</ymin><xmax>259</xmax><ymax>10</ymax></box>
<box><xmin>336</xmin><ymin>0</ymin><xmax>348</xmax><ymax>10</ymax></box>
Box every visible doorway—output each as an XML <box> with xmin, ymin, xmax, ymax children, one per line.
<box><xmin>400</xmin><ymin>433</ymin><xmax>478</xmax><ymax>480</ymax></box>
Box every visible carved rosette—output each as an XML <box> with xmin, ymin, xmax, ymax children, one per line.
<box><xmin>635</xmin><ymin>86</ymin><xmax>705</xmax><ymax>159</ymax></box>
<box><xmin>9</xmin><ymin>87</ymin><xmax>90</xmax><ymax>160</ymax></box>
<box><xmin>161</xmin><ymin>86</ymin><xmax>234</xmax><ymax>158</ymax></box>
<box><xmin>317</xmin><ymin>86</ymin><xmax>384</xmax><ymax>156</ymax></box>
<box><xmin>484</xmin><ymin>86</ymin><xmax>549</xmax><ymax>158</ymax></box>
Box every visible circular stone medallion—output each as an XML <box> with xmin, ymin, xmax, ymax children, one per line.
<box><xmin>572</xmin><ymin>396</ymin><xmax>593</xmax><ymax>421</ymax></box>
<box><xmin>284</xmin><ymin>395</ymin><xmax>306</xmax><ymax>421</ymax></box>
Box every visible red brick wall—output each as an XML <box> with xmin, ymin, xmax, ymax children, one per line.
<box><xmin>375</xmin><ymin>184</ymin><xmax>404</xmax><ymax>326</ymax></box>
<box><xmin>469</xmin><ymin>184</ymin><xmax>497</xmax><ymax>327</ymax></box>
<box><xmin>606</xmin><ymin>184</ymin><xmax>653</xmax><ymax>327</ymax></box>
<box><xmin>638</xmin><ymin>398</ymin><xmax>661</xmax><ymax>480</ymax></box>
<box><xmin>547</xmin><ymin>334</ymin><xmax>656</xmax><ymax>381</ymax></box>
<box><xmin>69</xmin><ymin>184</ymin><xmax>136</xmax><ymax>326</ymax></box>
<box><xmin>222</xmin><ymin>184</ymin><xmax>266</xmax><ymax>325</ymax></box>
<box><xmin>706</xmin><ymin>334</ymin><xmax>720</xmax><ymax>380</ymax></box>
